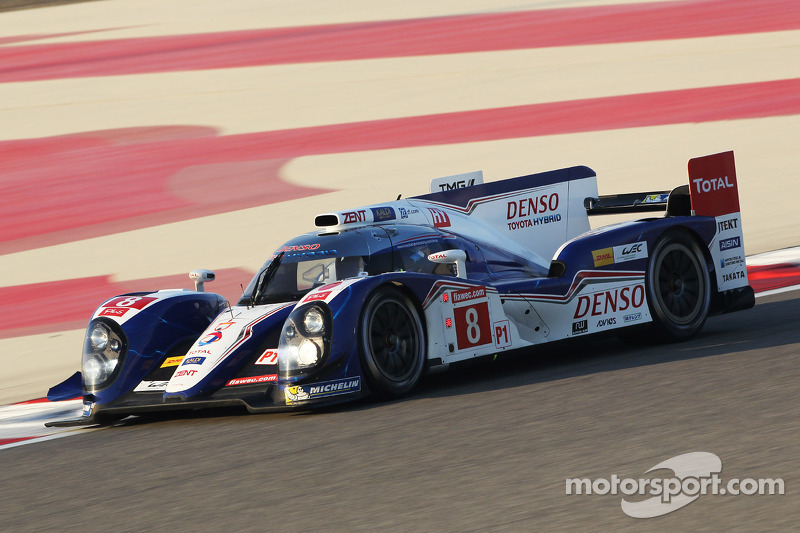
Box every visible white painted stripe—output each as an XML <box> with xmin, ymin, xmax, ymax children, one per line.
<box><xmin>1</xmin><ymin>0</ymin><xmax>688</xmax><ymax>44</ymax></box>
<box><xmin>1</xmin><ymin>116</ymin><xmax>798</xmax><ymax>288</ymax></box>
<box><xmin>755</xmin><ymin>285</ymin><xmax>800</xmax><ymax>298</ymax></box>
<box><xmin>747</xmin><ymin>246</ymin><xmax>800</xmax><ymax>266</ymax></box>
<box><xmin>2</xmin><ymin>31</ymin><xmax>799</xmax><ymax>140</ymax></box>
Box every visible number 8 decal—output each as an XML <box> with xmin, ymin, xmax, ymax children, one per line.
<box><xmin>103</xmin><ymin>295</ymin><xmax>156</xmax><ymax>310</ymax></box>
<box><xmin>454</xmin><ymin>302</ymin><xmax>491</xmax><ymax>349</ymax></box>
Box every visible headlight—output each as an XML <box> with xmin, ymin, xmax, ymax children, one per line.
<box><xmin>82</xmin><ymin>319</ymin><xmax>127</xmax><ymax>389</ymax></box>
<box><xmin>89</xmin><ymin>324</ymin><xmax>109</xmax><ymax>350</ymax></box>
<box><xmin>303</xmin><ymin>307</ymin><xmax>325</xmax><ymax>334</ymax></box>
<box><xmin>297</xmin><ymin>339</ymin><xmax>321</xmax><ymax>366</ymax></box>
<box><xmin>279</xmin><ymin>304</ymin><xmax>331</xmax><ymax>376</ymax></box>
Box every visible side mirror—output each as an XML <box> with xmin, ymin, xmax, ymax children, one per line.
<box><xmin>427</xmin><ymin>249</ymin><xmax>468</xmax><ymax>279</ymax></box>
<box><xmin>189</xmin><ymin>269</ymin><xmax>216</xmax><ymax>292</ymax></box>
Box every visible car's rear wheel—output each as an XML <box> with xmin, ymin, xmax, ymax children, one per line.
<box><xmin>359</xmin><ymin>286</ymin><xmax>425</xmax><ymax>398</ymax></box>
<box><xmin>646</xmin><ymin>231</ymin><xmax>711</xmax><ymax>341</ymax></box>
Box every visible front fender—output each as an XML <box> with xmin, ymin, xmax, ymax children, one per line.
<box><xmin>86</xmin><ymin>290</ymin><xmax>227</xmax><ymax>406</ymax></box>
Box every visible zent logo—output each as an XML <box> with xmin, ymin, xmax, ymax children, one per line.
<box><xmin>342</xmin><ymin>210</ymin><xmax>367</xmax><ymax>223</ymax></box>
<box><xmin>174</xmin><ymin>369</ymin><xmax>198</xmax><ymax>377</ymax></box>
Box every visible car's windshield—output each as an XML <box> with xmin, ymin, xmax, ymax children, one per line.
<box><xmin>240</xmin><ymin>230</ymin><xmax>389</xmax><ymax>305</ymax></box>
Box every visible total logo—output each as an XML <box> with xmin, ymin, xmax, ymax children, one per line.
<box><xmin>692</xmin><ymin>176</ymin><xmax>734</xmax><ymax>193</ymax></box>
<box><xmin>574</xmin><ymin>285</ymin><xmax>645</xmax><ymax>319</ymax></box>
<box><xmin>198</xmin><ymin>331</ymin><xmax>223</xmax><ymax>346</ymax></box>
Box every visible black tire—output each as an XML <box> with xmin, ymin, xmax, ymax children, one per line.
<box><xmin>359</xmin><ymin>287</ymin><xmax>425</xmax><ymax>398</ymax></box>
<box><xmin>646</xmin><ymin>231</ymin><xmax>711</xmax><ymax>341</ymax></box>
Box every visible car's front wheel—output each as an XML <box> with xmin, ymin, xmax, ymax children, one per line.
<box><xmin>646</xmin><ymin>231</ymin><xmax>711</xmax><ymax>341</ymax></box>
<box><xmin>359</xmin><ymin>286</ymin><xmax>425</xmax><ymax>398</ymax></box>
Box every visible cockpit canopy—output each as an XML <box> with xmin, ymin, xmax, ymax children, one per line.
<box><xmin>240</xmin><ymin>224</ymin><xmax>548</xmax><ymax>305</ymax></box>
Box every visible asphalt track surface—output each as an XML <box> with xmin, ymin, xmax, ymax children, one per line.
<box><xmin>1</xmin><ymin>290</ymin><xmax>797</xmax><ymax>531</ymax></box>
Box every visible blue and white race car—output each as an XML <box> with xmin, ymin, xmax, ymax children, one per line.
<box><xmin>48</xmin><ymin>151</ymin><xmax>753</xmax><ymax>425</ymax></box>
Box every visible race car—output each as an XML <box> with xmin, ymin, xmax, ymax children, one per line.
<box><xmin>47</xmin><ymin>151</ymin><xmax>754</xmax><ymax>426</ymax></box>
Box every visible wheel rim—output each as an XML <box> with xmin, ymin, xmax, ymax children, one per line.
<box><xmin>365</xmin><ymin>297</ymin><xmax>421</xmax><ymax>382</ymax></box>
<box><xmin>654</xmin><ymin>243</ymin><xmax>705</xmax><ymax>325</ymax></box>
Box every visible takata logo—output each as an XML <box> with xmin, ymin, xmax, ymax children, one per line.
<box><xmin>427</xmin><ymin>207</ymin><xmax>451</xmax><ymax>228</ymax></box>
<box><xmin>692</xmin><ymin>176</ymin><xmax>734</xmax><ymax>193</ymax></box>
<box><xmin>198</xmin><ymin>331</ymin><xmax>222</xmax><ymax>346</ymax></box>
<box><xmin>574</xmin><ymin>285</ymin><xmax>645</xmax><ymax>319</ymax></box>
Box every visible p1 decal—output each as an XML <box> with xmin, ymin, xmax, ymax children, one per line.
<box><xmin>255</xmin><ymin>349</ymin><xmax>278</xmax><ymax>365</ymax></box>
<box><xmin>493</xmin><ymin>320</ymin><xmax>512</xmax><ymax>348</ymax></box>
<box><xmin>454</xmin><ymin>301</ymin><xmax>491</xmax><ymax>349</ymax></box>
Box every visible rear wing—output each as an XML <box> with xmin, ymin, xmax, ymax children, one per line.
<box><xmin>586</xmin><ymin>151</ymin><xmax>748</xmax><ymax>292</ymax></box>
<box><xmin>585</xmin><ymin>191</ymin><xmax>674</xmax><ymax>215</ymax></box>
